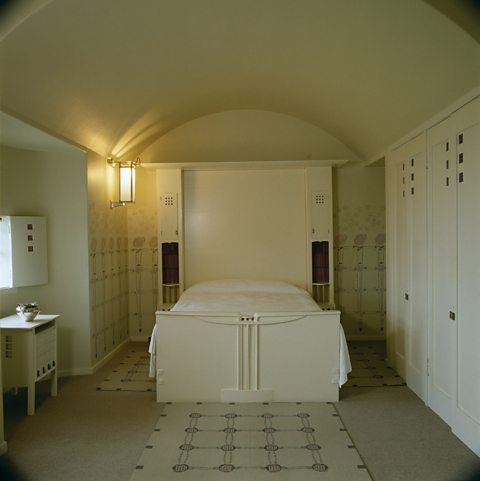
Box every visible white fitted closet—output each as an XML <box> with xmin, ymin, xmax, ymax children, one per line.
<box><xmin>387</xmin><ymin>134</ymin><xmax>428</xmax><ymax>400</ymax></box>
<box><xmin>386</xmin><ymin>95</ymin><xmax>480</xmax><ymax>455</ymax></box>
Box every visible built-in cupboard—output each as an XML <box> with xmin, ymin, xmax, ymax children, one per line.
<box><xmin>386</xmin><ymin>95</ymin><xmax>480</xmax><ymax>455</ymax></box>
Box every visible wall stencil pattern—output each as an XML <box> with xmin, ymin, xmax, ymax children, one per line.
<box><xmin>333</xmin><ymin>165</ymin><xmax>386</xmax><ymax>340</ymax></box>
<box><xmin>87</xmin><ymin>153</ymin><xmax>130</xmax><ymax>364</ymax></box>
<box><xmin>127</xmin><ymin>168</ymin><xmax>159</xmax><ymax>338</ymax></box>
<box><xmin>333</xmin><ymin>205</ymin><xmax>386</xmax><ymax>339</ymax></box>
<box><xmin>128</xmin><ymin>235</ymin><xmax>158</xmax><ymax>337</ymax></box>
<box><xmin>88</xmin><ymin>235</ymin><xmax>130</xmax><ymax>360</ymax></box>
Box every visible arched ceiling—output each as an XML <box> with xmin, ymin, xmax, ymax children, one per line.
<box><xmin>0</xmin><ymin>0</ymin><xmax>479</xmax><ymax>162</ymax></box>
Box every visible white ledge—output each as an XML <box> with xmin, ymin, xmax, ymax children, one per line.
<box><xmin>142</xmin><ymin>159</ymin><xmax>348</xmax><ymax>170</ymax></box>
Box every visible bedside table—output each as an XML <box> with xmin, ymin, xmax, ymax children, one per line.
<box><xmin>0</xmin><ymin>314</ymin><xmax>59</xmax><ymax>415</ymax></box>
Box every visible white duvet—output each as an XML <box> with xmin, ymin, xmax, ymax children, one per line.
<box><xmin>171</xmin><ymin>279</ymin><xmax>321</xmax><ymax>313</ymax></box>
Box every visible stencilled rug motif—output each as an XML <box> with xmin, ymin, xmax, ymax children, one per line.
<box><xmin>97</xmin><ymin>345</ymin><xmax>155</xmax><ymax>392</ymax></box>
<box><xmin>345</xmin><ymin>343</ymin><xmax>406</xmax><ymax>387</ymax></box>
<box><xmin>130</xmin><ymin>402</ymin><xmax>373</xmax><ymax>481</ymax></box>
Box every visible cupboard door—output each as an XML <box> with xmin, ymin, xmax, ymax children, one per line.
<box><xmin>394</xmin><ymin>156</ymin><xmax>409</xmax><ymax>378</ymax></box>
<box><xmin>388</xmin><ymin>134</ymin><xmax>428</xmax><ymax>400</ymax></box>
<box><xmin>158</xmin><ymin>192</ymin><xmax>179</xmax><ymax>241</ymax></box>
<box><xmin>428</xmin><ymin>118</ymin><xmax>456</xmax><ymax>426</ymax></box>
<box><xmin>453</xmin><ymin>97</ymin><xmax>480</xmax><ymax>455</ymax></box>
<box><xmin>405</xmin><ymin>141</ymin><xmax>428</xmax><ymax>401</ymax></box>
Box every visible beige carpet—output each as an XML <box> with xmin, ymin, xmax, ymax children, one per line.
<box><xmin>130</xmin><ymin>402</ymin><xmax>372</xmax><ymax>481</ymax></box>
<box><xmin>97</xmin><ymin>346</ymin><xmax>155</xmax><ymax>392</ymax></box>
<box><xmin>345</xmin><ymin>343</ymin><xmax>405</xmax><ymax>387</ymax></box>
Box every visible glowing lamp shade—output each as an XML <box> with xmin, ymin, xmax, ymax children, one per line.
<box><xmin>119</xmin><ymin>163</ymin><xmax>136</xmax><ymax>203</ymax></box>
<box><xmin>108</xmin><ymin>156</ymin><xmax>140</xmax><ymax>208</ymax></box>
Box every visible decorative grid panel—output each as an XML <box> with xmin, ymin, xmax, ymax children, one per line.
<box><xmin>333</xmin><ymin>202</ymin><xmax>386</xmax><ymax>339</ymax></box>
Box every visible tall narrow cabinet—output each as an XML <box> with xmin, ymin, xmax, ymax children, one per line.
<box><xmin>305</xmin><ymin>167</ymin><xmax>334</xmax><ymax>307</ymax></box>
<box><xmin>157</xmin><ymin>170</ymin><xmax>184</xmax><ymax>310</ymax></box>
<box><xmin>386</xmin><ymin>134</ymin><xmax>428</xmax><ymax>400</ymax></box>
<box><xmin>427</xmin><ymin>117</ymin><xmax>456</xmax><ymax>427</ymax></box>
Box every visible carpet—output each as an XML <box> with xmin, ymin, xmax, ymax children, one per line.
<box><xmin>97</xmin><ymin>346</ymin><xmax>155</xmax><ymax>392</ymax></box>
<box><xmin>345</xmin><ymin>344</ymin><xmax>405</xmax><ymax>387</ymax></box>
<box><xmin>130</xmin><ymin>402</ymin><xmax>373</xmax><ymax>481</ymax></box>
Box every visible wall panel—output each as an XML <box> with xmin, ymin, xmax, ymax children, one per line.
<box><xmin>183</xmin><ymin>170</ymin><xmax>307</xmax><ymax>288</ymax></box>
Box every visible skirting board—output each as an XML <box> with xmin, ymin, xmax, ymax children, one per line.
<box><xmin>129</xmin><ymin>336</ymin><xmax>150</xmax><ymax>342</ymax></box>
<box><xmin>221</xmin><ymin>389</ymin><xmax>274</xmax><ymax>403</ymax></box>
<box><xmin>346</xmin><ymin>335</ymin><xmax>387</xmax><ymax>342</ymax></box>
<box><xmin>58</xmin><ymin>338</ymin><xmax>130</xmax><ymax>377</ymax></box>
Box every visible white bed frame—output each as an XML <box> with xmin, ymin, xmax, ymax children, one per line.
<box><xmin>154</xmin><ymin>310</ymin><xmax>340</xmax><ymax>403</ymax></box>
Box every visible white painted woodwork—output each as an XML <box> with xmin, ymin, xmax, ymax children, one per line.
<box><xmin>156</xmin><ymin>170</ymin><xmax>184</xmax><ymax>309</ymax></box>
<box><xmin>183</xmin><ymin>169</ymin><xmax>308</xmax><ymax>289</ymax></box>
<box><xmin>0</xmin><ymin>314</ymin><xmax>58</xmax><ymax>415</ymax></box>
<box><xmin>452</xmin><ymin>97</ymin><xmax>480</xmax><ymax>455</ymax></box>
<box><xmin>392</xmin><ymin>153</ymin><xmax>408</xmax><ymax>378</ymax></box>
<box><xmin>387</xmin><ymin>135</ymin><xmax>428</xmax><ymax>399</ymax></box>
<box><xmin>157</xmin><ymin>192</ymin><xmax>178</xmax><ymax>241</ymax></box>
<box><xmin>387</xmin><ymin>94</ymin><xmax>480</xmax><ymax>455</ymax></box>
<box><xmin>155</xmin><ymin>311</ymin><xmax>340</xmax><ymax>402</ymax></box>
<box><xmin>305</xmin><ymin>167</ymin><xmax>334</xmax><ymax>306</ymax></box>
<box><xmin>406</xmin><ymin>138</ymin><xmax>428</xmax><ymax>401</ymax></box>
<box><xmin>180</xmin><ymin>167</ymin><xmax>334</xmax><ymax>300</ymax></box>
<box><xmin>427</xmin><ymin>118</ymin><xmax>456</xmax><ymax>426</ymax></box>
<box><xmin>0</xmin><ymin>215</ymin><xmax>48</xmax><ymax>288</ymax></box>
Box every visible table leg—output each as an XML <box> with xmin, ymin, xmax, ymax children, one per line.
<box><xmin>27</xmin><ymin>331</ymin><xmax>35</xmax><ymax>415</ymax></box>
<box><xmin>27</xmin><ymin>379</ymin><xmax>35</xmax><ymax>416</ymax></box>
<box><xmin>51</xmin><ymin>369</ymin><xmax>57</xmax><ymax>397</ymax></box>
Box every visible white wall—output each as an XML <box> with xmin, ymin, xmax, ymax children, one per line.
<box><xmin>183</xmin><ymin>169</ymin><xmax>308</xmax><ymax>288</ymax></box>
<box><xmin>0</xmin><ymin>145</ymin><xmax>91</xmax><ymax>374</ymax></box>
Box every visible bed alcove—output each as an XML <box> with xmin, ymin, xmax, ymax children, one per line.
<box><xmin>146</xmin><ymin>160</ymin><xmax>350</xmax><ymax>403</ymax></box>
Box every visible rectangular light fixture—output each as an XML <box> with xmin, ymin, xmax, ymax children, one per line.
<box><xmin>108</xmin><ymin>157</ymin><xmax>140</xmax><ymax>208</ymax></box>
<box><xmin>119</xmin><ymin>162</ymin><xmax>136</xmax><ymax>203</ymax></box>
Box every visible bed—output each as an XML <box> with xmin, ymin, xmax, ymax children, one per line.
<box><xmin>150</xmin><ymin>279</ymin><xmax>351</xmax><ymax>403</ymax></box>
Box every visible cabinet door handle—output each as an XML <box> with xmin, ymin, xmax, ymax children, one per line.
<box><xmin>449</xmin><ymin>311</ymin><xmax>455</xmax><ymax>321</ymax></box>
<box><xmin>405</xmin><ymin>293</ymin><xmax>409</xmax><ymax>300</ymax></box>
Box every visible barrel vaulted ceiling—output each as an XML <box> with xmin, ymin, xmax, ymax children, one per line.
<box><xmin>0</xmin><ymin>0</ymin><xmax>479</xmax><ymax>163</ymax></box>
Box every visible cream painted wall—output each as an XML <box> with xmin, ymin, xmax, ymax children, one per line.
<box><xmin>183</xmin><ymin>169</ymin><xmax>308</xmax><ymax>288</ymax></box>
<box><xmin>141</xmin><ymin>110</ymin><xmax>361</xmax><ymax>164</ymax></box>
<box><xmin>333</xmin><ymin>164</ymin><xmax>386</xmax><ymax>340</ymax></box>
<box><xmin>0</xmin><ymin>145</ymin><xmax>92</xmax><ymax>374</ymax></box>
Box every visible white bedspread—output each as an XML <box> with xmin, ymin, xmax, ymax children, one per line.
<box><xmin>149</xmin><ymin>279</ymin><xmax>351</xmax><ymax>385</ymax></box>
<box><xmin>172</xmin><ymin>279</ymin><xmax>321</xmax><ymax>313</ymax></box>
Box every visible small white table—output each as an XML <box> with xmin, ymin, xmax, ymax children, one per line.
<box><xmin>0</xmin><ymin>314</ymin><xmax>59</xmax><ymax>415</ymax></box>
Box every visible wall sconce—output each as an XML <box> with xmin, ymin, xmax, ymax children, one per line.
<box><xmin>108</xmin><ymin>157</ymin><xmax>141</xmax><ymax>209</ymax></box>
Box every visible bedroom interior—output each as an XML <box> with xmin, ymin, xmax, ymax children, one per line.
<box><xmin>0</xmin><ymin>0</ymin><xmax>479</xmax><ymax>479</ymax></box>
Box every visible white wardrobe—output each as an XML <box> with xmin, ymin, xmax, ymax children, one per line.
<box><xmin>386</xmin><ymin>95</ymin><xmax>480</xmax><ymax>455</ymax></box>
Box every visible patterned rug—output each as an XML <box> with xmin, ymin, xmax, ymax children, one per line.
<box><xmin>130</xmin><ymin>402</ymin><xmax>372</xmax><ymax>481</ymax></box>
<box><xmin>345</xmin><ymin>343</ymin><xmax>406</xmax><ymax>387</ymax></box>
<box><xmin>97</xmin><ymin>344</ymin><xmax>155</xmax><ymax>392</ymax></box>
